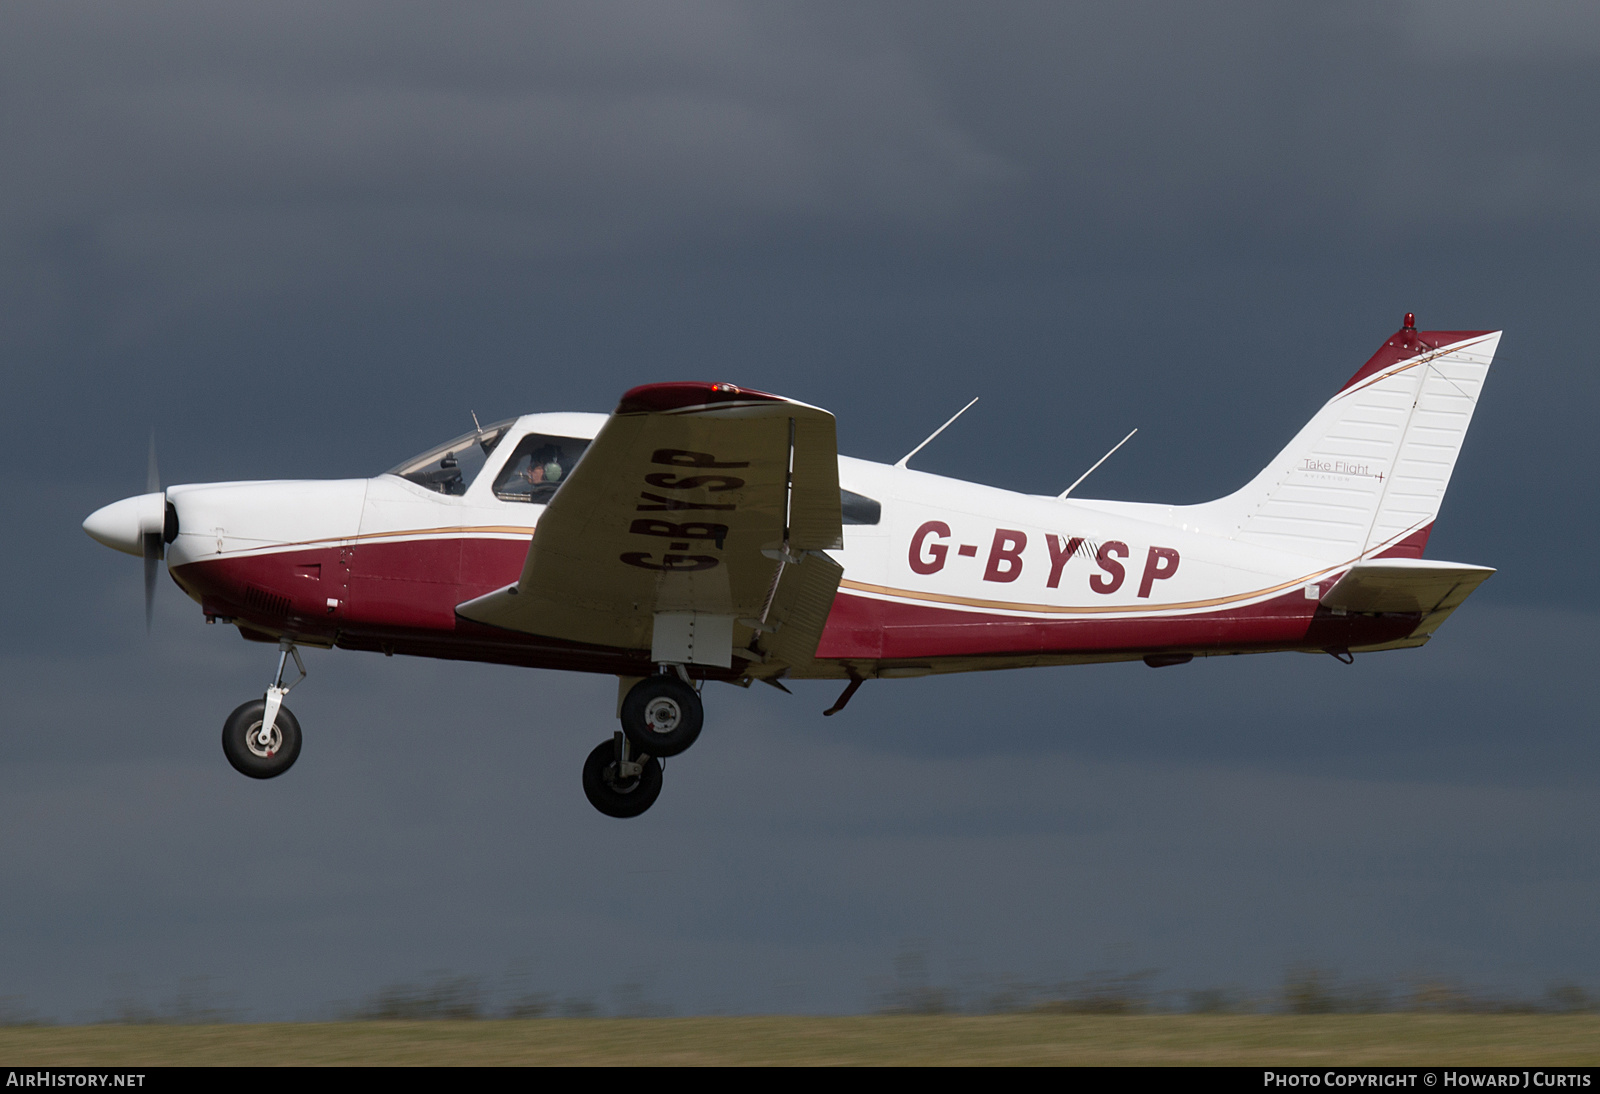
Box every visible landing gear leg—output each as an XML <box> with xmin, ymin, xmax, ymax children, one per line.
<box><xmin>582</xmin><ymin>732</ymin><xmax>663</xmax><ymax>818</ymax></box>
<box><xmin>221</xmin><ymin>639</ymin><xmax>306</xmax><ymax>779</ymax></box>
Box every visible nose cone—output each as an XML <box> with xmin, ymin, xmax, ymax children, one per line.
<box><xmin>84</xmin><ymin>492</ymin><xmax>163</xmax><ymax>556</ymax></box>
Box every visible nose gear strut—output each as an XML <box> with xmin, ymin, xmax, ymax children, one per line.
<box><xmin>259</xmin><ymin>639</ymin><xmax>306</xmax><ymax>749</ymax></box>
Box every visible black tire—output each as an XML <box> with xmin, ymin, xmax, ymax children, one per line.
<box><xmin>619</xmin><ymin>676</ymin><xmax>704</xmax><ymax>758</ymax></box>
<box><xmin>582</xmin><ymin>739</ymin><xmax>663</xmax><ymax>818</ymax></box>
<box><xmin>221</xmin><ymin>699</ymin><xmax>302</xmax><ymax>779</ymax></box>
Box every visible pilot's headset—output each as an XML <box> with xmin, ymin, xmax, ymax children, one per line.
<box><xmin>533</xmin><ymin>445</ymin><xmax>563</xmax><ymax>482</ymax></box>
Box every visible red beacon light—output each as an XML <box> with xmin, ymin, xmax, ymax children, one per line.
<box><xmin>1403</xmin><ymin>312</ymin><xmax>1416</xmax><ymax>331</ymax></box>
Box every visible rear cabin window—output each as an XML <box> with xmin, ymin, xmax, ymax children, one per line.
<box><xmin>492</xmin><ymin>434</ymin><xmax>592</xmax><ymax>504</ymax></box>
<box><xmin>842</xmin><ymin>490</ymin><xmax>881</xmax><ymax>525</ymax></box>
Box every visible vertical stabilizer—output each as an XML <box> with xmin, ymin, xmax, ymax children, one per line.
<box><xmin>1198</xmin><ymin>319</ymin><xmax>1500</xmax><ymax>562</ymax></box>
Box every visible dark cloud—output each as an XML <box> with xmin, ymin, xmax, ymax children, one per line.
<box><xmin>11</xmin><ymin>0</ymin><xmax>1600</xmax><ymax>321</ymax></box>
<box><xmin>10</xmin><ymin>3</ymin><xmax>1600</xmax><ymax>264</ymax></box>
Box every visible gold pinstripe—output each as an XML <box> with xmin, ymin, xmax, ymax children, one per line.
<box><xmin>204</xmin><ymin>525</ymin><xmax>536</xmax><ymax>552</ymax></box>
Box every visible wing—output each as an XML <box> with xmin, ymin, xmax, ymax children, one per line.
<box><xmin>456</xmin><ymin>382</ymin><xmax>843</xmax><ymax>672</ymax></box>
<box><xmin>1322</xmin><ymin>558</ymin><xmax>1495</xmax><ymax>651</ymax></box>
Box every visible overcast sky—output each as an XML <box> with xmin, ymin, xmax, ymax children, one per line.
<box><xmin>3</xmin><ymin>1</ymin><xmax>1599</xmax><ymax>1019</ymax></box>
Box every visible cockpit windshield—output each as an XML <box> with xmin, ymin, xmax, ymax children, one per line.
<box><xmin>491</xmin><ymin>434</ymin><xmax>592</xmax><ymax>504</ymax></box>
<box><xmin>387</xmin><ymin>419</ymin><xmax>514</xmax><ymax>496</ymax></box>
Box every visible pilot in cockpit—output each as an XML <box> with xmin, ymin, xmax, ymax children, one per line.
<box><xmin>520</xmin><ymin>446</ymin><xmax>565</xmax><ymax>488</ymax></box>
<box><xmin>489</xmin><ymin>434</ymin><xmax>592</xmax><ymax>503</ymax></box>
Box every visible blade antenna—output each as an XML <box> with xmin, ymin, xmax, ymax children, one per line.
<box><xmin>1058</xmin><ymin>428</ymin><xmax>1137</xmax><ymax>500</ymax></box>
<box><xmin>895</xmin><ymin>396</ymin><xmax>979</xmax><ymax>469</ymax></box>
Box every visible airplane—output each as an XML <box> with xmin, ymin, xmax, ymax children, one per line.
<box><xmin>83</xmin><ymin>314</ymin><xmax>1499</xmax><ymax>818</ymax></box>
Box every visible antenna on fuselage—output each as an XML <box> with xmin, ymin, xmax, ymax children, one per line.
<box><xmin>1058</xmin><ymin>428</ymin><xmax>1138</xmax><ymax>500</ymax></box>
<box><xmin>894</xmin><ymin>396</ymin><xmax>979</xmax><ymax>469</ymax></box>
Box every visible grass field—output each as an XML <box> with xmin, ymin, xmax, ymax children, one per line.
<box><xmin>1</xmin><ymin>1015</ymin><xmax>1598</xmax><ymax>1066</ymax></box>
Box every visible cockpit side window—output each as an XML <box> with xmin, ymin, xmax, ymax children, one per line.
<box><xmin>492</xmin><ymin>434</ymin><xmax>592</xmax><ymax>504</ymax></box>
<box><xmin>842</xmin><ymin>490</ymin><xmax>881</xmax><ymax>525</ymax></box>
<box><xmin>389</xmin><ymin>421</ymin><xmax>512</xmax><ymax>496</ymax></box>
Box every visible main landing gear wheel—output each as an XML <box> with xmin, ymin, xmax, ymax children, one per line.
<box><xmin>582</xmin><ymin>735</ymin><xmax>663</xmax><ymax>819</ymax></box>
<box><xmin>221</xmin><ymin>699</ymin><xmax>302</xmax><ymax>779</ymax></box>
<box><xmin>620</xmin><ymin>675</ymin><xmax>703</xmax><ymax>758</ymax></box>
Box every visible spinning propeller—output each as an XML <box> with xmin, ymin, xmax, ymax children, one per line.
<box><xmin>82</xmin><ymin>435</ymin><xmax>178</xmax><ymax>632</ymax></box>
<box><xmin>142</xmin><ymin>437</ymin><xmax>164</xmax><ymax>631</ymax></box>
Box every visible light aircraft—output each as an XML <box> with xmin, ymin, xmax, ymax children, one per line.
<box><xmin>84</xmin><ymin>315</ymin><xmax>1499</xmax><ymax>818</ymax></box>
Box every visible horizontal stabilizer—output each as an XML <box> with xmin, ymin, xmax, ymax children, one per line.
<box><xmin>1322</xmin><ymin>558</ymin><xmax>1494</xmax><ymax>651</ymax></box>
<box><xmin>1323</xmin><ymin>559</ymin><xmax>1494</xmax><ymax>613</ymax></box>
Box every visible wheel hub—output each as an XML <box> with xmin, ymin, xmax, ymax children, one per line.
<box><xmin>643</xmin><ymin>696</ymin><xmax>682</xmax><ymax>736</ymax></box>
<box><xmin>244</xmin><ymin>720</ymin><xmax>281</xmax><ymax>758</ymax></box>
<box><xmin>604</xmin><ymin>763</ymin><xmax>642</xmax><ymax>794</ymax></box>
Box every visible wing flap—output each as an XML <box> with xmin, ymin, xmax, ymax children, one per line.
<box><xmin>747</xmin><ymin>550</ymin><xmax>845</xmax><ymax>677</ymax></box>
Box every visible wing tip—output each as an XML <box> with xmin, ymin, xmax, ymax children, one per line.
<box><xmin>616</xmin><ymin>382</ymin><xmax>785</xmax><ymax>415</ymax></box>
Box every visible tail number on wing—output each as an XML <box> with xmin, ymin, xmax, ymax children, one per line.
<box><xmin>619</xmin><ymin>553</ymin><xmax>720</xmax><ymax>572</ymax></box>
<box><xmin>622</xmin><ymin>449</ymin><xmax>747</xmax><ymax>569</ymax></box>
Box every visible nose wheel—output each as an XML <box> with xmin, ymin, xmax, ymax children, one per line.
<box><xmin>222</xmin><ymin>699</ymin><xmax>302</xmax><ymax>778</ymax></box>
<box><xmin>222</xmin><ymin>639</ymin><xmax>306</xmax><ymax>780</ymax></box>
<box><xmin>582</xmin><ymin>733</ymin><xmax>663</xmax><ymax>818</ymax></box>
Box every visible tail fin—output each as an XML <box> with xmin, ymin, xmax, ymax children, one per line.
<box><xmin>1199</xmin><ymin>318</ymin><xmax>1500</xmax><ymax>562</ymax></box>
